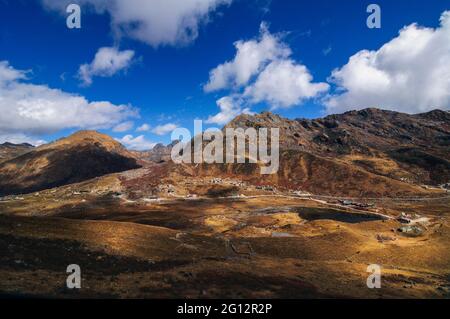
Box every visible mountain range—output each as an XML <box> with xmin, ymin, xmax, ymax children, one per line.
<box><xmin>0</xmin><ymin>108</ymin><xmax>448</xmax><ymax>197</ymax></box>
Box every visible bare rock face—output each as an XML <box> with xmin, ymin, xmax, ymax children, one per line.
<box><xmin>148</xmin><ymin>142</ymin><xmax>175</xmax><ymax>163</ymax></box>
<box><xmin>0</xmin><ymin>131</ymin><xmax>141</xmax><ymax>196</ymax></box>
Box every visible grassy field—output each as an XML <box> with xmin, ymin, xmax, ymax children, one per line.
<box><xmin>1</xmin><ymin>192</ymin><xmax>449</xmax><ymax>298</ymax></box>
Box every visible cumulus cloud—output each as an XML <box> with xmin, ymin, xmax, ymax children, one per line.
<box><xmin>244</xmin><ymin>60</ymin><xmax>329</xmax><ymax>108</ymax></box>
<box><xmin>151</xmin><ymin>123</ymin><xmax>178</xmax><ymax>136</ymax></box>
<box><xmin>136</xmin><ymin>123</ymin><xmax>151</xmax><ymax>132</ymax></box>
<box><xmin>113</xmin><ymin>121</ymin><xmax>134</xmax><ymax>132</ymax></box>
<box><xmin>204</xmin><ymin>23</ymin><xmax>291</xmax><ymax>92</ymax></box>
<box><xmin>204</xmin><ymin>23</ymin><xmax>328</xmax><ymax>122</ymax></box>
<box><xmin>116</xmin><ymin>134</ymin><xmax>156</xmax><ymax>151</ymax></box>
<box><xmin>325</xmin><ymin>11</ymin><xmax>450</xmax><ymax>114</ymax></box>
<box><xmin>0</xmin><ymin>61</ymin><xmax>138</xmax><ymax>141</ymax></box>
<box><xmin>206</xmin><ymin>96</ymin><xmax>253</xmax><ymax>125</ymax></box>
<box><xmin>42</xmin><ymin>0</ymin><xmax>232</xmax><ymax>47</ymax></box>
<box><xmin>78</xmin><ymin>47</ymin><xmax>135</xmax><ymax>86</ymax></box>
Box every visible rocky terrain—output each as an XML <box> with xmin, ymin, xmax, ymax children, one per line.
<box><xmin>224</xmin><ymin>108</ymin><xmax>450</xmax><ymax>186</ymax></box>
<box><xmin>132</xmin><ymin>141</ymin><xmax>178</xmax><ymax>163</ymax></box>
<box><xmin>158</xmin><ymin>108</ymin><xmax>448</xmax><ymax>197</ymax></box>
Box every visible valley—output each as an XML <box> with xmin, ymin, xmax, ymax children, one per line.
<box><xmin>0</xmin><ymin>108</ymin><xmax>449</xmax><ymax>298</ymax></box>
<box><xmin>0</xmin><ymin>171</ymin><xmax>449</xmax><ymax>298</ymax></box>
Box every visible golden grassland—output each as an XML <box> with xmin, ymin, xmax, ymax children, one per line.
<box><xmin>0</xmin><ymin>179</ymin><xmax>449</xmax><ymax>298</ymax></box>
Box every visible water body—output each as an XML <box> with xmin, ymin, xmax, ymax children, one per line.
<box><xmin>294</xmin><ymin>207</ymin><xmax>384</xmax><ymax>224</ymax></box>
<box><xmin>251</xmin><ymin>206</ymin><xmax>384</xmax><ymax>224</ymax></box>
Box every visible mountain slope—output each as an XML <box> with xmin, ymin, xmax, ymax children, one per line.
<box><xmin>161</xmin><ymin>108</ymin><xmax>447</xmax><ymax>197</ymax></box>
<box><xmin>0</xmin><ymin>142</ymin><xmax>34</xmax><ymax>163</ymax></box>
<box><xmin>0</xmin><ymin>131</ymin><xmax>140</xmax><ymax>196</ymax></box>
<box><xmin>224</xmin><ymin>108</ymin><xmax>450</xmax><ymax>187</ymax></box>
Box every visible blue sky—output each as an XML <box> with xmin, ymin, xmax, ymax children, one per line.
<box><xmin>0</xmin><ymin>0</ymin><xmax>448</xmax><ymax>149</ymax></box>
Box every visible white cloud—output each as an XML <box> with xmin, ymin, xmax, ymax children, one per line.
<box><xmin>204</xmin><ymin>23</ymin><xmax>291</xmax><ymax>92</ymax></box>
<box><xmin>42</xmin><ymin>0</ymin><xmax>232</xmax><ymax>47</ymax></box>
<box><xmin>0</xmin><ymin>61</ymin><xmax>138</xmax><ymax>140</ymax></box>
<box><xmin>113</xmin><ymin>121</ymin><xmax>134</xmax><ymax>132</ymax></box>
<box><xmin>204</xmin><ymin>23</ymin><xmax>329</xmax><ymax>122</ymax></box>
<box><xmin>136</xmin><ymin>123</ymin><xmax>151</xmax><ymax>132</ymax></box>
<box><xmin>0</xmin><ymin>61</ymin><xmax>28</xmax><ymax>83</ymax></box>
<box><xmin>78</xmin><ymin>47</ymin><xmax>135</xmax><ymax>86</ymax></box>
<box><xmin>206</xmin><ymin>96</ymin><xmax>253</xmax><ymax>125</ymax></box>
<box><xmin>325</xmin><ymin>11</ymin><xmax>450</xmax><ymax>114</ymax></box>
<box><xmin>116</xmin><ymin>134</ymin><xmax>156</xmax><ymax>151</ymax></box>
<box><xmin>244</xmin><ymin>60</ymin><xmax>329</xmax><ymax>109</ymax></box>
<box><xmin>151</xmin><ymin>123</ymin><xmax>178</xmax><ymax>136</ymax></box>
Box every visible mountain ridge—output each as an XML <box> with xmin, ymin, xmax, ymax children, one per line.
<box><xmin>0</xmin><ymin>108</ymin><xmax>448</xmax><ymax>197</ymax></box>
<box><xmin>0</xmin><ymin>130</ymin><xmax>141</xmax><ymax>196</ymax></box>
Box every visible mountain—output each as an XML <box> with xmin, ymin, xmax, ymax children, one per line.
<box><xmin>225</xmin><ymin>108</ymin><xmax>450</xmax><ymax>184</ymax></box>
<box><xmin>132</xmin><ymin>140</ymin><xmax>178</xmax><ymax>163</ymax></box>
<box><xmin>0</xmin><ymin>142</ymin><xmax>34</xmax><ymax>163</ymax></box>
<box><xmin>0</xmin><ymin>108</ymin><xmax>448</xmax><ymax>198</ymax></box>
<box><xmin>0</xmin><ymin>131</ymin><xmax>140</xmax><ymax>196</ymax></box>
<box><xmin>228</xmin><ymin>109</ymin><xmax>449</xmax><ymax>154</ymax></box>
<box><xmin>171</xmin><ymin>108</ymin><xmax>449</xmax><ymax>197</ymax></box>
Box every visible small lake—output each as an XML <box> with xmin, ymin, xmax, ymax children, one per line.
<box><xmin>294</xmin><ymin>207</ymin><xmax>384</xmax><ymax>224</ymax></box>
